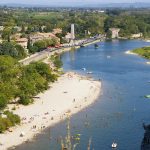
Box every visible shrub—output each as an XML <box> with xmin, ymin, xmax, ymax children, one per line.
<box><xmin>0</xmin><ymin>94</ymin><xmax>8</xmax><ymax>110</ymax></box>
<box><xmin>0</xmin><ymin>111</ymin><xmax>20</xmax><ymax>133</ymax></box>
<box><xmin>4</xmin><ymin>111</ymin><xmax>20</xmax><ymax>125</ymax></box>
<box><xmin>51</xmin><ymin>55</ymin><xmax>63</xmax><ymax>68</ymax></box>
<box><xmin>19</xmin><ymin>94</ymin><xmax>33</xmax><ymax>105</ymax></box>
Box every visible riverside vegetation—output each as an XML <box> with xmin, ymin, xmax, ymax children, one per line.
<box><xmin>132</xmin><ymin>47</ymin><xmax>150</xmax><ymax>59</ymax></box>
<box><xmin>0</xmin><ymin>54</ymin><xmax>62</xmax><ymax>133</ymax></box>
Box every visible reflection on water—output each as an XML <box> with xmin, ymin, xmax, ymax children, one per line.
<box><xmin>15</xmin><ymin>40</ymin><xmax>150</xmax><ymax>150</ymax></box>
<box><xmin>141</xmin><ymin>124</ymin><xmax>150</xmax><ymax>150</ymax></box>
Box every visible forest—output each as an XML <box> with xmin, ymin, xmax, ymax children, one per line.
<box><xmin>0</xmin><ymin>8</ymin><xmax>150</xmax><ymax>39</ymax></box>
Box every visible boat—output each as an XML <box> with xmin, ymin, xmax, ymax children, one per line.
<box><xmin>80</xmin><ymin>44</ymin><xmax>85</xmax><ymax>47</ymax></box>
<box><xmin>107</xmin><ymin>55</ymin><xmax>111</xmax><ymax>59</ymax></box>
<box><xmin>87</xmin><ymin>71</ymin><xmax>93</xmax><ymax>74</ymax></box>
<box><xmin>145</xmin><ymin>95</ymin><xmax>150</xmax><ymax>98</ymax></box>
<box><xmin>82</xmin><ymin>68</ymin><xmax>86</xmax><ymax>71</ymax></box>
<box><xmin>94</xmin><ymin>44</ymin><xmax>99</xmax><ymax>48</ymax></box>
<box><xmin>112</xmin><ymin>142</ymin><xmax>117</xmax><ymax>148</ymax></box>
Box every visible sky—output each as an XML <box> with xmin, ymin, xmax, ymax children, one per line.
<box><xmin>0</xmin><ymin>0</ymin><xmax>149</xmax><ymax>5</ymax></box>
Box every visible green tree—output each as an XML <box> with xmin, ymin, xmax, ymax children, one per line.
<box><xmin>0</xmin><ymin>94</ymin><xmax>8</xmax><ymax>110</ymax></box>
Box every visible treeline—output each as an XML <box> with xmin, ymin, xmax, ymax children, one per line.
<box><xmin>0</xmin><ymin>8</ymin><xmax>150</xmax><ymax>40</ymax></box>
<box><xmin>0</xmin><ymin>55</ymin><xmax>58</xmax><ymax>109</ymax></box>
<box><xmin>0</xmin><ymin>10</ymin><xmax>107</xmax><ymax>39</ymax></box>
<box><xmin>104</xmin><ymin>10</ymin><xmax>150</xmax><ymax>38</ymax></box>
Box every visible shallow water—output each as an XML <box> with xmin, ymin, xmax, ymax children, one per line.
<box><xmin>15</xmin><ymin>40</ymin><xmax>150</xmax><ymax>150</ymax></box>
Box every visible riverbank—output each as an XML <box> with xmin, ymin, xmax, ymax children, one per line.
<box><xmin>81</xmin><ymin>39</ymin><xmax>101</xmax><ymax>47</ymax></box>
<box><xmin>19</xmin><ymin>38</ymin><xmax>102</xmax><ymax>65</ymax></box>
<box><xmin>125</xmin><ymin>50</ymin><xmax>150</xmax><ymax>65</ymax></box>
<box><xmin>0</xmin><ymin>72</ymin><xmax>101</xmax><ymax>150</ymax></box>
<box><xmin>125</xmin><ymin>50</ymin><xmax>138</xmax><ymax>55</ymax></box>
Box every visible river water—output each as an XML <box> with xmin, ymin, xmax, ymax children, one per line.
<box><xmin>15</xmin><ymin>40</ymin><xmax>150</xmax><ymax>150</ymax></box>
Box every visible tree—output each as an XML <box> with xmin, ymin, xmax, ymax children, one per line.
<box><xmin>27</xmin><ymin>36</ymin><xmax>31</xmax><ymax>50</ymax></box>
<box><xmin>33</xmin><ymin>40</ymin><xmax>47</xmax><ymax>51</ymax></box>
<box><xmin>0</xmin><ymin>42</ymin><xmax>26</xmax><ymax>59</ymax></box>
<box><xmin>21</xmin><ymin>24</ymin><xmax>25</xmax><ymax>33</ymax></box>
<box><xmin>2</xmin><ymin>27</ymin><xmax>12</xmax><ymax>41</ymax></box>
<box><xmin>29</xmin><ymin>45</ymin><xmax>38</xmax><ymax>54</ymax></box>
<box><xmin>0</xmin><ymin>94</ymin><xmax>8</xmax><ymax>109</ymax></box>
<box><xmin>106</xmin><ymin>30</ymin><xmax>112</xmax><ymax>38</ymax></box>
<box><xmin>29</xmin><ymin>62</ymin><xmax>57</xmax><ymax>82</ymax></box>
<box><xmin>51</xmin><ymin>55</ymin><xmax>63</xmax><ymax>69</ymax></box>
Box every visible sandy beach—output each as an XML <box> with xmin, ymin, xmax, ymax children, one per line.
<box><xmin>125</xmin><ymin>50</ymin><xmax>150</xmax><ymax>65</ymax></box>
<box><xmin>125</xmin><ymin>50</ymin><xmax>137</xmax><ymax>55</ymax></box>
<box><xmin>0</xmin><ymin>72</ymin><xmax>101</xmax><ymax>150</ymax></box>
<box><xmin>146</xmin><ymin>61</ymin><xmax>150</xmax><ymax>65</ymax></box>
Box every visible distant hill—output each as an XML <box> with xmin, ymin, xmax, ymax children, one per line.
<box><xmin>0</xmin><ymin>2</ymin><xmax>150</xmax><ymax>8</ymax></box>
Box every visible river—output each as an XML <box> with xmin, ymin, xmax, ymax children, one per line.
<box><xmin>15</xmin><ymin>40</ymin><xmax>150</xmax><ymax>150</ymax></box>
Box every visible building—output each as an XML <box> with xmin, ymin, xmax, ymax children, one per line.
<box><xmin>16</xmin><ymin>38</ymin><xmax>28</xmax><ymax>49</ymax></box>
<box><xmin>98</xmin><ymin>10</ymin><xmax>105</xmax><ymax>13</ymax></box>
<box><xmin>109</xmin><ymin>28</ymin><xmax>120</xmax><ymax>38</ymax></box>
<box><xmin>52</xmin><ymin>28</ymin><xmax>62</xmax><ymax>35</ymax></box>
<box><xmin>41</xmin><ymin>26</ymin><xmax>46</xmax><ymax>31</ymax></box>
<box><xmin>30</xmin><ymin>32</ymin><xmax>60</xmax><ymax>44</ymax></box>
<box><xmin>131</xmin><ymin>33</ymin><xmax>143</xmax><ymax>38</ymax></box>
<box><xmin>64</xmin><ymin>24</ymin><xmax>75</xmax><ymax>43</ymax></box>
<box><xmin>71</xmin><ymin>24</ymin><xmax>75</xmax><ymax>40</ymax></box>
<box><xmin>11</xmin><ymin>33</ymin><xmax>22</xmax><ymax>40</ymax></box>
<box><xmin>64</xmin><ymin>32</ymin><xmax>72</xmax><ymax>43</ymax></box>
<box><xmin>13</xmin><ymin>26</ymin><xmax>22</xmax><ymax>32</ymax></box>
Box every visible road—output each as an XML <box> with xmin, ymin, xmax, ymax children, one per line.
<box><xmin>19</xmin><ymin>36</ymin><xmax>105</xmax><ymax>65</ymax></box>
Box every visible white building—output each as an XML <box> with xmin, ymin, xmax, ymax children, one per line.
<box><xmin>30</xmin><ymin>32</ymin><xmax>60</xmax><ymax>44</ymax></box>
<box><xmin>52</xmin><ymin>28</ymin><xmax>62</xmax><ymax>35</ymax></box>
<box><xmin>64</xmin><ymin>24</ymin><xmax>75</xmax><ymax>43</ymax></box>
<box><xmin>71</xmin><ymin>24</ymin><xmax>75</xmax><ymax>40</ymax></box>
<box><xmin>13</xmin><ymin>26</ymin><xmax>22</xmax><ymax>32</ymax></box>
<box><xmin>65</xmin><ymin>33</ymin><xmax>72</xmax><ymax>43</ymax></box>
<box><xmin>109</xmin><ymin>28</ymin><xmax>120</xmax><ymax>38</ymax></box>
<box><xmin>131</xmin><ymin>33</ymin><xmax>143</xmax><ymax>38</ymax></box>
<box><xmin>16</xmin><ymin>38</ymin><xmax>28</xmax><ymax>49</ymax></box>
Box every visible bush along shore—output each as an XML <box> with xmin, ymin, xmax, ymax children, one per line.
<box><xmin>132</xmin><ymin>46</ymin><xmax>150</xmax><ymax>59</ymax></box>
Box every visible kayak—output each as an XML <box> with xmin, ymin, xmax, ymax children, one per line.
<box><xmin>145</xmin><ymin>95</ymin><xmax>150</xmax><ymax>98</ymax></box>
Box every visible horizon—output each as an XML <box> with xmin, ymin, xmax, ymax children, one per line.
<box><xmin>0</xmin><ymin>0</ymin><xmax>150</xmax><ymax>6</ymax></box>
